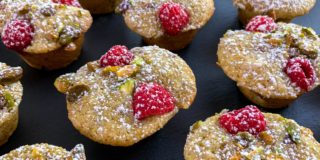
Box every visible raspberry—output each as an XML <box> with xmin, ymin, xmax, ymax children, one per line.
<box><xmin>158</xmin><ymin>2</ymin><xmax>189</xmax><ymax>36</ymax></box>
<box><xmin>1</xmin><ymin>19</ymin><xmax>34</xmax><ymax>51</ymax></box>
<box><xmin>99</xmin><ymin>45</ymin><xmax>135</xmax><ymax>67</ymax></box>
<box><xmin>52</xmin><ymin>0</ymin><xmax>81</xmax><ymax>7</ymax></box>
<box><xmin>133</xmin><ymin>83</ymin><xmax>175</xmax><ymax>120</ymax></box>
<box><xmin>219</xmin><ymin>105</ymin><xmax>266</xmax><ymax>135</ymax></box>
<box><xmin>284</xmin><ymin>57</ymin><xmax>316</xmax><ymax>91</ymax></box>
<box><xmin>246</xmin><ymin>15</ymin><xmax>277</xmax><ymax>33</ymax></box>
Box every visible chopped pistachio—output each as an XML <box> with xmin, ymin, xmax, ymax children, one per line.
<box><xmin>86</xmin><ymin>62</ymin><xmax>99</xmax><ymax>72</ymax></box>
<box><xmin>267</xmin><ymin>38</ymin><xmax>283</xmax><ymax>46</ymax></box>
<box><xmin>103</xmin><ymin>66</ymin><xmax>120</xmax><ymax>74</ymax></box>
<box><xmin>31</xmin><ymin>148</ymin><xmax>43</xmax><ymax>159</ymax></box>
<box><xmin>131</xmin><ymin>57</ymin><xmax>145</xmax><ymax>66</ymax></box>
<box><xmin>244</xmin><ymin>147</ymin><xmax>263</xmax><ymax>160</ymax></box>
<box><xmin>301</xmin><ymin>28</ymin><xmax>318</xmax><ymax>39</ymax></box>
<box><xmin>259</xmin><ymin>131</ymin><xmax>274</xmax><ymax>145</ymax></box>
<box><xmin>59</xmin><ymin>25</ymin><xmax>81</xmax><ymax>45</ymax></box>
<box><xmin>119</xmin><ymin>79</ymin><xmax>135</xmax><ymax>95</ymax></box>
<box><xmin>0</xmin><ymin>91</ymin><xmax>14</xmax><ymax>110</ymax></box>
<box><xmin>18</xmin><ymin>4</ymin><xmax>30</xmax><ymax>15</ymax></box>
<box><xmin>286</xmin><ymin>120</ymin><xmax>301</xmax><ymax>143</ymax></box>
<box><xmin>4</xmin><ymin>91</ymin><xmax>14</xmax><ymax>109</ymax></box>
<box><xmin>0</xmin><ymin>67</ymin><xmax>23</xmax><ymax>84</ymax></box>
<box><xmin>116</xmin><ymin>65</ymin><xmax>139</xmax><ymax>78</ymax></box>
<box><xmin>54</xmin><ymin>73</ymin><xmax>75</xmax><ymax>93</ymax></box>
<box><xmin>284</xmin><ymin>34</ymin><xmax>294</xmax><ymax>47</ymax></box>
<box><xmin>191</xmin><ymin>121</ymin><xmax>203</xmax><ymax>130</ymax></box>
<box><xmin>235</xmin><ymin>132</ymin><xmax>255</xmax><ymax>148</ymax></box>
<box><xmin>67</xmin><ymin>84</ymin><xmax>90</xmax><ymax>103</ymax></box>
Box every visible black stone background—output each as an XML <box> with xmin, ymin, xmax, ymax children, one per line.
<box><xmin>0</xmin><ymin>1</ymin><xmax>319</xmax><ymax>159</ymax></box>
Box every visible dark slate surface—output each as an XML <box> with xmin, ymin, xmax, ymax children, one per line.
<box><xmin>0</xmin><ymin>1</ymin><xmax>319</xmax><ymax>159</ymax></box>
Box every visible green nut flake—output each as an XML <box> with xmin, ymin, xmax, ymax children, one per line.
<box><xmin>4</xmin><ymin>91</ymin><xmax>15</xmax><ymax>109</ymax></box>
<box><xmin>59</xmin><ymin>25</ymin><xmax>81</xmax><ymax>45</ymax></box>
<box><xmin>192</xmin><ymin>121</ymin><xmax>204</xmax><ymax>130</ymax></box>
<box><xmin>131</xmin><ymin>57</ymin><xmax>145</xmax><ymax>66</ymax></box>
<box><xmin>0</xmin><ymin>91</ymin><xmax>14</xmax><ymax>110</ymax></box>
<box><xmin>301</xmin><ymin>28</ymin><xmax>318</xmax><ymax>39</ymax></box>
<box><xmin>286</xmin><ymin>120</ymin><xmax>301</xmax><ymax>144</ymax></box>
<box><xmin>119</xmin><ymin>79</ymin><xmax>135</xmax><ymax>95</ymax></box>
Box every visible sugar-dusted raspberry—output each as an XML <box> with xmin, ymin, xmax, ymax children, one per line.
<box><xmin>99</xmin><ymin>45</ymin><xmax>135</xmax><ymax>67</ymax></box>
<box><xmin>52</xmin><ymin>0</ymin><xmax>81</xmax><ymax>8</ymax></box>
<box><xmin>284</xmin><ymin>57</ymin><xmax>316</xmax><ymax>91</ymax></box>
<box><xmin>246</xmin><ymin>15</ymin><xmax>277</xmax><ymax>33</ymax></box>
<box><xmin>219</xmin><ymin>105</ymin><xmax>266</xmax><ymax>135</ymax></box>
<box><xmin>1</xmin><ymin>19</ymin><xmax>34</xmax><ymax>51</ymax></box>
<box><xmin>133</xmin><ymin>82</ymin><xmax>175</xmax><ymax>120</ymax></box>
<box><xmin>158</xmin><ymin>2</ymin><xmax>189</xmax><ymax>36</ymax></box>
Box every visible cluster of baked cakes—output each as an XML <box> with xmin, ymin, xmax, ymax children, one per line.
<box><xmin>0</xmin><ymin>0</ymin><xmax>319</xmax><ymax>159</ymax></box>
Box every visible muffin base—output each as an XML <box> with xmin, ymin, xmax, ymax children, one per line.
<box><xmin>144</xmin><ymin>30</ymin><xmax>198</xmax><ymax>51</ymax></box>
<box><xmin>238</xmin><ymin>9</ymin><xmax>293</xmax><ymax>26</ymax></box>
<box><xmin>19</xmin><ymin>36</ymin><xmax>84</xmax><ymax>70</ymax></box>
<box><xmin>239</xmin><ymin>86</ymin><xmax>294</xmax><ymax>109</ymax></box>
<box><xmin>79</xmin><ymin>0</ymin><xmax>118</xmax><ymax>14</ymax></box>
<box><xmin>0</xmin><ymin>107</ymin><xmax>18</xmax><ymax>146</ymax></box>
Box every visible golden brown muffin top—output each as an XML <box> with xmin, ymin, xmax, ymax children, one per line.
<box><xmin>0</xmin><ymin>143</ymin><xmax>86</xmax><ymax>159</ymax></box>
<box><xmin>118</xmin><ymin>0</ymin><xmax>214</xmax><ymax>38</ymax></box>
<box><xmin>55</xmin><ymin>46</ymin><xmax>197</xmax><ymax>146</ymax></box>
<box><xmin>0</xmin><ymin>62</ymin><xmax>23</xmax><ymax>120</ymax></box>
<box><xmin>217</xmin><ymin>23</ymin><xmax>320</xmax><ymax>99</ymax></box>
<box><xmin>0</xmin><ymin>0</ymin><xmax>92</xmax><ymax>54</ymax></box>
<box><xmin>184</xmin><ymin>111</ymin><xmax>320</xmax><ymax>160</ymax></box>
<box><xmin>233</xmin><ymin>0</ymin><xmax>316</xmax><ymax>19</ymax></box>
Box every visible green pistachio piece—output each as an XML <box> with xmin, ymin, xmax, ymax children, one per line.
<box><xmin>54</xmin><ymin>73</ymin><xmax>76</xmax><ymax>94</ymax></box>
<box><xmin>0</xmin><ymin>67</ymin><xmax>23</xmax><ymax>84</ymax></box>
<box><xmin>244</xmin><ymin>146</ymin><xmax>263</xmax><ymax>160</ymax></box>
<box><xmin>86</xmin><ymin>62</ymin><xmax>99</xmax><ymax>72</ymax></box>
<box><xmin>299</xmin><ymin>48</ymin><xmax>318</xmax><ymax>59</ymax></box>
<box><xmin>102</xmin><ymin>66</ymin><xmax>120</xmax><ymax>74</ymax></box>
<box><xmin>301</xmin><ymin>28</ymin><xmax>318</xmax><ymax>39</ymax></box>
<box><xmin>286</xmin><ymin>120</ymin><xmax>301</xmax><ymax>144</ymax></box>
<box><xmin>116</xmin><ymin>65</ymin><xmax>139</xmax><ymax>78</ymax></box>
<box><xmin>59</xmin><ymin>25</ymin><xmax>81</xmax><ymax>45</ymax></box>
<box><xmin>18</xmin><ymin>4</ymin><xmax>30</xmax><ymax>15</ymax></box>
<box><xmin>131</xmin><ymin>57</ymin><xmax>145</xmax><ymax>66</ymax></box>
<box><xmin>66</xmin><ymin>84</ymin><xmax>90</xmax><ymax>103</ymax></box>
<box><xmin>235</xmin><ymin>132</ymin><xmax>255</xmax><ymax>148</ymax></box>
<box><xmin>119</xmin><ymin>79</ymin><xmax>135</xmax><ymax>95</ymax></box>
<box><xmin>191</xmin><ymin>121</ymin><xmax>203</xmax><ymax>130</ymax></box>
<box><xmin>4</xmin><ymin>91</ymin><xmax>14</xmax><ymax>108</ymax></box>
<box><xmin>0</xmin><ymin>91</ymin><xmax>14</xmax><ymax>110</ymax></box>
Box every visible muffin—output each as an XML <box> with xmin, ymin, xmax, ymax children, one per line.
<box><xmin>0</xmin><ymin>0</ymin><xmax>92</xmax><ymax>70</ymax></box>
<box><xmin>54</xmin><ymin>45</ymin><xmax>197</xmax><ymax>146</ymax></box>
<box><xmin>0</xmin><ymin>143</ymin><xmax>86</xmax><ymax>159</ymax></box>
<box><xmin>0</xmin><ymin>62</ymin><xmax>23</xmax><ymax>146</ymax></box>
<box><xmin>233</xmin><ymin>0</ymin><xmax>316</xmax><ymax>25</ymax></box>
<box><xmin>184</xmin><ymin>105</ymin><xmax>320</xmax><ymax>160</ymax></box>
<box><xmin>117</xmin><ymin>0</ymin><xmax>214</xmax><ymax>50</ymax></box>
<box><xmin>217</xmin><ymin>16</ymin><xmax>320</xmax><ymax>108</ymax></box>
<box><xmin>79</xmin><ymin>0</ymin><xmax>121</xmax><ymax>14</ymax></box>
